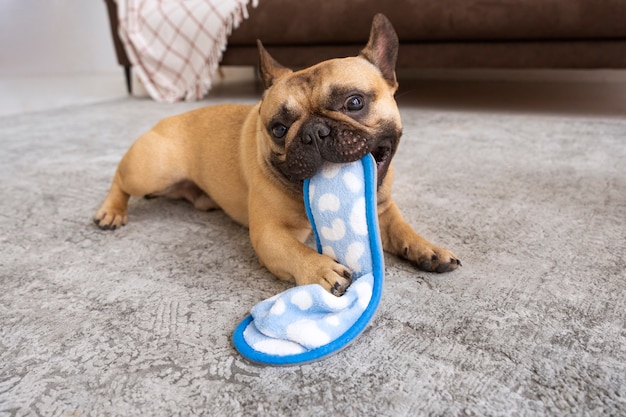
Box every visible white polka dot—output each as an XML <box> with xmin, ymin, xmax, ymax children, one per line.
<box><xmin>308</xmin><ymin>184</ymin><xmax>315</xmax><ymax>199</ymax></box>
<box><xmin>345</xmin><ymin>242</ymin><xmax>364</xmax><ymax>273</ymax></box>
<box><xmin>291</xmin><ymin>290</ymin><xmax>313</xmax><ymax>310</ymax></box>
<box><xmin>287</xmin><ymin>319</ymin><xmax>331</xmax><ymax>347</ymax></box>
<box><xmin>349</xmin><ymin>197</ymin><xmax>367</xmax><ymax>235</ymax></box>
<box><xmin>353</xmin><ymin>278</ymin><xmax>373</xmax><ymax>309</ymax></box>
<box><xmin>322</xmin><ymin>246</ymin><xmax>337</xmax><ymax>261</ymax></box>
<box><xmin>321</xmin><ymin>218</ymin><xmax>346</xmax><ymax>241</ymax></box>
<box><xmin>318</xmin><ymin>193</ymin><xmax>340</xmax><ymax>212</ymax></box>
<box><xmin>321</xmin><ymin>163</ymin><xmax>341</xmax><ymax>178</ymax></box>
<box><xmin>343</xmin><ymin>171</ymin><xmax>362</xmax><ymax>193</ymax></box>
<box><xmin>325</xmin><ymin>315</ymin><xmax>341</xmax><ymax>326</ymax></box>
<box><xmin>270</xmin><ymin>298</ymin><xmax>286</xmax><ymax>315</ymax></box>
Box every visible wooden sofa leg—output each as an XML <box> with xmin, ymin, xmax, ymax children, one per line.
<box><xmin>124</xmin><ymin>66</ymin><xmax>132</xmax><ymax>94</ymax></box>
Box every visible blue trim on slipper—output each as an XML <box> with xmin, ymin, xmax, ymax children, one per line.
<box><xmin>232</xmin><ymin>154</ymin><xmax>384</xmax><ymax>366</ymax></box>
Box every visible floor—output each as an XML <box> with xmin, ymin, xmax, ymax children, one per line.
<box><xmin>1</xmin><ymin>68</ymin><xmax>625</xmax><ymax>118</ymax></box>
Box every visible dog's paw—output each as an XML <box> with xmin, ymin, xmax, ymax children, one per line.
<box><xmin>313</xmin><ymin>260</ymin><xmax>353</xmax><ymax>297</ymax></box>
<box><xmin>403</xmin><ymin>243</ymin><xmax>461</xmax><ymax>273</ymax></box>
<box><xmin>93</xmin><ymin>207</ymin><xmax>128</xmax><ymax>231</ymax></box>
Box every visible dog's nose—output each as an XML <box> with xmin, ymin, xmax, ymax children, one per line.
<box><xmin>317</xmin><ymin>124</ymin><xmax>330</xmax><ymax>138</ymax></box>
<box><xmin>302</xmin><ymin>121</ymin><xmax>330</xmax><ymax>144</ymax></box>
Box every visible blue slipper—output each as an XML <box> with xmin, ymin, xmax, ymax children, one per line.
<box><xmin>232</xmin><ymin>154</ymin><xmax>384</xmax><ymax>365</ymax></box>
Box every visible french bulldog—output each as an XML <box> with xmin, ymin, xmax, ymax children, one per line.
<box><xmin>94</xmin><ymin>14</ymin><xmax>460</xmax><ymax>296</ymax></box>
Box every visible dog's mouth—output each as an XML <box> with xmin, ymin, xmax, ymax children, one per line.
<box><xmin>370</xmin><ymin>144</ymin><xmax>392</xmax><ymax>186</ymax></box>
<box><xmin>272</xmin><ymin>126</ymin><xmax>399</xmax><ymax>191</ymax></box>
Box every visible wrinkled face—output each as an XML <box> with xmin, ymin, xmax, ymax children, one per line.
<box><xmin>258</xmin><ymin>57</ymin><xmax>402</xmax><ymax>188</ymax></box>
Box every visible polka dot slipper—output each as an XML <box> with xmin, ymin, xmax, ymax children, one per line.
<box><xmin>232</xmin><ymin>154</ymin><xmax>384</xmax><ymax>365</ymax></box>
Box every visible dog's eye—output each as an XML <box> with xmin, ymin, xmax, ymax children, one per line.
<box><xmin>271</xmin><ymin>123</ymin><xmax>288</xmax><ymax>139</ymax></box>
<box><xmin>345</xmin><ymin>95</ymin><xmax>364</xmax><ymax>112</ymax></box>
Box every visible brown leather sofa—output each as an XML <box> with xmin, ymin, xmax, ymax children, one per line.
<box><xmin>105</xmin><ymin>0</ymin><xmax>626</xmax><ymax>93</ymax></box>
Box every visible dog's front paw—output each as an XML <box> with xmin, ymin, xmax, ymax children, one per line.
<box><xmin>403</xmin><ymin>243</ymin><xmax>461</xmax><ymax>273</ymax></box>
<box><xmin>311</xmin><ymin>259</ymin><xmax>353</xmax><ymax>297</ymax></box>
<box><xmin>93</xmin><ymin>206</ymin><xmax>128</xmax><ymax>231</ymax></box>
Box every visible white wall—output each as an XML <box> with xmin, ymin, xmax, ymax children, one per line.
<box><xmin>0</xmin><ymin>0</ymin><xmax>119</xmax><ymax>76</ymax></box>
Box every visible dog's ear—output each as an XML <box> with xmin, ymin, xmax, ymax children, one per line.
<box><xmin>257</xmin><ymin>40</ymin><xmax>292</xmax><ymax>89</ymax></box>
<box><xmin>360</xmin><ymin>14</ymin><xmax>399</xmax><ymax>88</ymax></box>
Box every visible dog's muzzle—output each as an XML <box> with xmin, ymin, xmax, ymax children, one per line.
<box><xmin>278</xmin><ymin>118</ymin><xmax>398</xmax><ymax>186</ymax></box>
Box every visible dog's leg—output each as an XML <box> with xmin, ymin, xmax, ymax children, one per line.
<box><xmin>376</xmin><ymin>169</ymin><xmax>460</xmax><ymax>272</ymax></box>
<box><xmin>94</xmin><ymin>131</ymin><xmax>189</xmax><ymax>230</ymax></box>
<box><xmin>378</xmin><ymin>199</ymin><xmax>461</xmax><ymax>272</ymax></box>
<box><xmin>248</xmin><ymin>192</ymin><xmax>353</xmax><ymax>296</ymax></box>
<box><xmin>93</xmin><ymin>171</ymin><xmax>131</xmax><ymax>230</ymax></box>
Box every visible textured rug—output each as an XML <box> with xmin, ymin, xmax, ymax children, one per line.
<box><xmin>1</xmin><ymin>89</ymin><xmax>625</xmax><ymax>416</ymax></box>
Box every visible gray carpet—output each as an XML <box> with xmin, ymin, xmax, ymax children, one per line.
<box><xmin>1</xmin><ymin>92</ymin><xmax>625</xmax><ymax>416</ymax></box>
